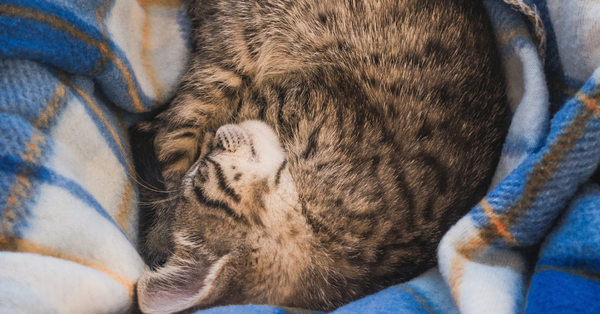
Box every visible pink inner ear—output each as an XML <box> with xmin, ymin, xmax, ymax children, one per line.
<box><xmin>137</xmin><ymin>258</ymin><xmax>212</xmax><ymax>314</ymax></box>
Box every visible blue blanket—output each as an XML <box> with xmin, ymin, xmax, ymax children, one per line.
<box><xmin>1</xmin><ymin>0</ymin><xmax>599</xmax><ymax>313</ymax></box>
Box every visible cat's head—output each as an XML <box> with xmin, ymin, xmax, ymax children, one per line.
<box><xmin>137</xmin><ymin>121</ymin><xmax>321</xmax><ymax>313</ymax></box>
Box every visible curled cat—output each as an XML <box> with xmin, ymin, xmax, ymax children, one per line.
<box><xmin>131</xmin><ymin>0</ymin><xmax>510</xmax><ymax>313</ymax></box>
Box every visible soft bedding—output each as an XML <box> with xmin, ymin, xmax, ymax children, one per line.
<box><xmin>0</xmin><ymin>0</ymin><xmax>599</xmax><ymax>313</ymax></box>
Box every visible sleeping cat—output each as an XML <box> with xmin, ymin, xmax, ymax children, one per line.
<box><xmin>131</xmin><ymin>0</ymin><xmax>510</xmax><ymax>313</ymax></box>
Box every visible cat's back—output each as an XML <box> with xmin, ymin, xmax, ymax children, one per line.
<box><xmin>188</xmin><ymin>0</ymin><xmax>499</xmax><ymax>88</ymax></box>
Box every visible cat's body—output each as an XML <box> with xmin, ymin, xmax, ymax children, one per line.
<box><xmin>132</xmin><ymin>0</ymin><xmax>509</xmax><ymax>313</ymax></box>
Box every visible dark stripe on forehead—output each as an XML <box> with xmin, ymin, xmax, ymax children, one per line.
<box><xmin>274</xmin><ymin>160</ymin><xmax>287</xmax><ymax>186</ymax></box>
<box><xmin>193</xmin><ymin>185</ymin><xmax>249</xmax><ymax>226</ymax></box>
<box><xmin>197</xmin><ymin>160</ymin><xmax>208</xmax><ymax>183</ymax></box>
<box><xmin>207</xmin><ymin>158</ymin><xmax>242</xmax><ymax>203</ymax></box>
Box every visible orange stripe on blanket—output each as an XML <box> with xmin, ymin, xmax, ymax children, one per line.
<box><xmin>0</xmin><ymin>236</ymin><xmax>135</xmax><ymax>295</ymax></box>
<box><xmin>116</xmin><ymin>181</ymin><xmax>136</xmax><ymax>237</ymax></box>
<box><xmin>463</xmin><ymin>97</ymin><xmax>597</xmax><ymax>251</ymax></box>
<box><xmin>450</xmin><ymin>218</ymin><xmax>495</xmax><ymax>307</ymax></box>
<box><xmin>499</xmin><ymin>29</ymin><xmax>531</xmax><ymax>46</ymax></box>
<box><xmin>449</xmin><ymin>254</ymin><xmax>466</xmax><ymax>307</ymax></box>
<box><xmin>455</xmin><ymin>200</ymin><xmax>516</xmax><ymax>261</ymax></box>
<box><xmin>2</xmin><ymin>132</ymin><xmax>45</xmax><ymax>235</ymax></box>
<box><xmin>481</xmin><ymin>199</ymin><xmax>516</xmax><ymax>245</ymax></box>
<box><xmin>1</xmin><ymin>175</ymin><xmax>30</xmax><ymax>235</ymax></box>
<box><xmin>459</xmin><ymin>236</ymin><xmax>486</xmax><ymax>259</ymax></box>
<box><xmin>141</xmin><ymin>6</ymin><xmax>166</xmax><ymax>103</ymax></box>
<box><xmin>0</xmin><ymin>4</ymin><xmax>146</xmax><ymax>112</ymax></box>
<box><xmin>21</xmin><ymin>133</ymin><xmax>46</xmax><ymax>164</ymax></box>
<box><xmin>577</xmin><ymin>92</ymin><xmax>600</xmax><ymax>116</ymax></box>
<box><xmin>91</xmin><ymin>0</ymin><xmax>115</xmax><ymax>75</ymax></box>
<box><xmin>58</xmin><ymin>71</ymin><xmax>135</xmax><ymax>176</ymax></box>
<box><xmin>33</xmin><ymin>84</ymin><xmax>67</xmax><ymax>129</ymax></box>
<box><xmin>137</xmin><ymin>0</ymin><xmax>182</xmax><ymax>7</ymax></box>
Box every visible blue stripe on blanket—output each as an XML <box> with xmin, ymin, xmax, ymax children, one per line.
<box><xmin>1</xmin><ymin>152</ymin><xmax>130</xmax><ymax>241</ymax></box>
<box><xmin>94</xmin><ymin>51</ymin><xmax>160</xmax><ymax>112</ymax></box>
<box><xmin>509</xmin><ymin>102</ymin><xmax>600</xmax><ymax>244</ymax></box>
<box><xmin>0</xmin><ymin>156</ymin><xmax>32</xmax><ymax>238</ymax></box>
<box><xmin>0</xmin><ymin>0</ymin><xmax>175</xmax><ymax>112</ymax></box>
<box><xmin>1</xmin><ymin>0</ymin><xmax>109</xmax><ymax>28</ymax></box>
<box><xmin>0</xmin><ymin>114</ymin><xmax>49</xmax><ymax>237</ymax></box>
<box><xmin>0</xmin><ymin>1</ymin><xmax>104</xmax><ymax>74</ymax></box>
<box><xmin>0</xmin><ymin>115</ymin><xmax>46</xmax><ymax>160</ymax></box>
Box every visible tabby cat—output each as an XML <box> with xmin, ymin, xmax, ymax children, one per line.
<box><xmin>131</xmin><ymin>0</ymin><xmax>509</xmax><ymax>313</ymax></box>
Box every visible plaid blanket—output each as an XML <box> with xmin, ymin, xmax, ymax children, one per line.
<box><xmin>0</xmin><ymin>0</ymin><xmax>189</xmax><ymax>312</ymax></box>
<box><xmin>1</xmin><ymin>0</ymin><xmax>599</xmax><ymax>313</ymax></box>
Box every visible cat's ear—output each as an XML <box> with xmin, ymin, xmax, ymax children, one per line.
<box><xmin>136</xmin><ymin>253</ymin><xmax>236</xmax><ymax>314</ymax></box>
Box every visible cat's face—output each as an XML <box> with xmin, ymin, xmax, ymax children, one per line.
<box><xmin>137</xmin><ymin>121</ymin><xmax>315</xmax><ymax>314</ymax></box>
<box><xmin>187</xmin><ymin>120</ymin><xmax>292</xmax><ymax>221</ymax></box>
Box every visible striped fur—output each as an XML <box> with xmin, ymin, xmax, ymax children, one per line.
<box><xmin>134</xmin><ymin>0</ymin><xmax>510</xmax><ymax>312</ymax></box>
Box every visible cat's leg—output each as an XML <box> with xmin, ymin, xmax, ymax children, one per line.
<box><xmin>152</xmin><ymin>61</ymin><xmax>245</xmax><ymax>190</ymax></box>
<box><xmin>134</xmin><ymin>61</ymin><xmax>246</xmax><ymax>266</ymax></box>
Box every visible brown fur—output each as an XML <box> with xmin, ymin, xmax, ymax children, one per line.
<box><xmin>131</xmin><ymin>0</ymin><xmax>510</xmax><ymax>313</ymax></box>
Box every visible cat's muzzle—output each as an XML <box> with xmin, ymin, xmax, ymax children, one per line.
<box><xmin>203</xmin><ymin>124</ymin><xmax>252</xmax><ymax>155</ymax></box>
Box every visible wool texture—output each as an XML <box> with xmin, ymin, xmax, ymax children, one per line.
<box><xmin>0</xmin><ymin>0</ymin><xmax>190</xmax><ymax>312</ymax></box>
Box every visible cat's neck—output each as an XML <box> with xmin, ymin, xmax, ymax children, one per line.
<box><xmin>244</xmin><ymin>190</ymin><xmax>362</xmax><ymax>309</ymax></box>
